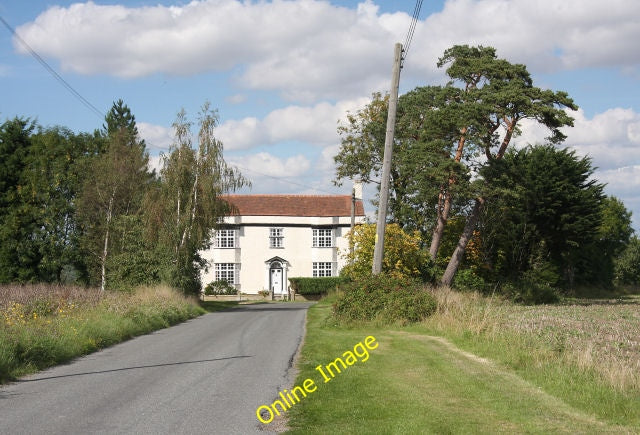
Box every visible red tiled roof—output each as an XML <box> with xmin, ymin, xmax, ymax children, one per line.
<box><xmin>223</xmin><ymin>194</ymin><xmax>365</xmax><ymax>217</ymax></box>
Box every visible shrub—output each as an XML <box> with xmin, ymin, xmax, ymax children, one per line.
<box><xmin>452</xmin><ymin>269</ymin><xmax>486</xmax><ymax>292</ymax></box>
<box><xmin>204</xmin><ymin>280</ymin><xmax>237</xmax><ymax>295</ymax></box>
<box><xmin>341</xmin><ymin>223</ymin><xmax>435</xmax><ymax>282</ymax></box>
<box><xmin>333</xmin><ymin>274</ymin><xmax>437</xmax><ymax>324</ymax></box>
<box><xmin>502</xmin><ymin>280</ymin><xmax>560</xmax><ymax>305</ymax></box>
<box><xmin>288</xmin><ymin>277</ymin><xmax>348</xmax><ymax>295</ymax></box>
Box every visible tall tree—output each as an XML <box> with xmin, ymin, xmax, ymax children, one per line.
<box><xmin>0</xmin><ymin>118</ymin><xmax>36</xmax><ymax>282</ymax></box>
<box><xmin>477</xmin><ymin>145</ymin><xmax>604</xmax><ymax>288</ymax></box>
<box><xmin>440</xmin><ymin>46</ymin><xmax>577</xmax><ymax>286</ymax></box>
<box><xmin>103</xmin><ymin>99</ymin><xmax>143</xmax><ymax>144</ymax></box>
<box><xmin>146</xmin><ymin>102</ymin><xmax>249</xmax><ymax>293</ymax></box>
<box><xmin>335</xmin><ymin>87</ymin><xmax>470</xmax><ymax>241</ymax></box>
<box><xmin>21</xmin><ymin>127</ymin><xmax>102</xmax><ymax>283</ymax></box>
<box><xmin>78</xmin><ymin>101</ymin><xmax>150</xmax><ymax>290</ymax></box>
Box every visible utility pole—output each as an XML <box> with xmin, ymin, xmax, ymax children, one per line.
<box><xmin>372</xmin><ymin>42</ymin><xmax>403</xmax><ymax>275</ymax></box>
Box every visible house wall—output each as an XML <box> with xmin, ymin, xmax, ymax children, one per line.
<box><xmin>200</xmin><ymin>214</ymin><xmax>363</xmax><ymax>294</ymax></box>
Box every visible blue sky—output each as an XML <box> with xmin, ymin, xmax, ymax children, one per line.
<box><xmin>1</xmin><ymin>0</ymin><xmax>639</xmax><ymax>229</ymax></box>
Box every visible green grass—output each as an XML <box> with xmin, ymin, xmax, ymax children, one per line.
<box><xmin>285</xmin><ymin>294</ymin><xmax>639</xmax><ymax>433</ymax></box>
<box><xmin>0</xmin><ymin>284</ymin><xmax>207</xmax><ymax>383</ymax></box>
<box><xmin>199</xmin><ymin>300</ymin><xmax>239</xmax><ymax>312</ymax></box>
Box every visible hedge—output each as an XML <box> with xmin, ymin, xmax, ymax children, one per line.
<box><xmin>288</xmin><ymin>277</ymin><xmax>348</xmax><ymax>295</ymax></box>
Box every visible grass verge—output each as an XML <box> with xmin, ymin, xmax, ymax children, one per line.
<box><xmin>285</xmin><ymin>292</ymin><xmax>639</xmax><ymax>433</ymax></box>
<box><xmin>0</xmin><ymin>284</ymin><xmax>210</xmax><ymax>383</ymax></box>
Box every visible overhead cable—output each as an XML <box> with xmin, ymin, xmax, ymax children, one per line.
<box><xmin>0</xmin><ymin>15</ymin><xmax>105</xmax><ymax>120</ymax></box>
<box><xmin>402</xmin><ymin>0</ymin><xmax>423</xmax><ymax>64</ymax></box>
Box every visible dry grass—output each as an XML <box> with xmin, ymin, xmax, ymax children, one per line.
<box><xmin>424</xmin><ymin>287</ymin><xmax>640</xmax><ymax>393</ymax></box>
<box><xmin>0</xmin><ymin>284</ymin><xmax>205</xmax><ymax>382</ymax></box>
<box><xmin>505</xmin><ymin>296</ymin><xmax>640</xmax><ymax>391</ymax></box>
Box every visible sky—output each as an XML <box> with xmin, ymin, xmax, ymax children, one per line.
<box><xmin>1</xmin><ymin>0</ymin><xmax>639</xmax><ymax>230</ymax></box>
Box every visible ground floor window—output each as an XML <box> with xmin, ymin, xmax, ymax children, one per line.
<box><xmin>312</xmin><ymin>262</ymin><xmax>333</xmax><ymax>277</ymax></box>
<box><xmin>214</xmin><ymin>263</ymin><xmax>237</xmax><ymax>285</ymax></box>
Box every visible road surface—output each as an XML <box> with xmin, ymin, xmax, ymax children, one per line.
<box><xmin>0</xmin><ymin>302</ymin><xmax>313</xmax><ymax>434</ymax></box>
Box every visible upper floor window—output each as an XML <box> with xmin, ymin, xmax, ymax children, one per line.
<box><xmin>312</xmin><ymin>228</ymin><xmax>333</xmax><ymax>247</ymax></box>
<box><xmin>215</xmin><ymin>229</ymin><xmax>236</xmax><ymax>248</ymax></box>
<box><xmin>269</xmin><ymin>228</ymin><xmax>284</xmax><ymax>248</ymax></box>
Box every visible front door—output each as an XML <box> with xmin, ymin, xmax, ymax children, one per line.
<box><xmin>270</xmin><ymin>267</ymin><xmax>283</xmax><ymax>294</ymax></box>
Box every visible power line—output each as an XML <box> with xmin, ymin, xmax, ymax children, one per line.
<box><xmin>0</xmin><ymin>15</ymin><xmax>105</xmax><ymax>120</ymax></box>
<box><xmin>402</xmin><ymin>0</ymin><xmax>423</xmax><ymax>65</ymax></box>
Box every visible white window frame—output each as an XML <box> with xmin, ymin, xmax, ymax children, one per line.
<box><xmin>214</xmin><ymin>263</ymin><xmax>238</xmax><ymax>285</ymax></box>
<box><xmin>269</xmin><ymin>228</ymin><xmax>284</xmax><ymax>248</ymax></box>
<box><xmin>312</xmin><ymin>228</ymin><xmax>333</xmax><ymax>248</ymax></box>
<box><xmin>312</xmin><ymin>262</ymin><xmax>333</xmax><ymax>277</ymax></box>
<box><xmin>214</xmin><ymin>229</ymin><xmax>237</xmax><ymax>248</ymax></box>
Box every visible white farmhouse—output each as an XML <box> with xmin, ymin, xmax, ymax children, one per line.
<box><xmin>200</xmin><ymin>194</ymin><xmax>366</xmax><ymax>296</ymax></box>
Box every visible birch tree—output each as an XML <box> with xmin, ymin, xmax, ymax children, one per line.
<box><xmin>77</xmin><ymin>102</ymin><xmax>150</xmax><ymax>291</ymax></box>
<box><xmin>151</xmin><ymin>102</ymin><xmax>249</xmax><ymax>293</ymax></box>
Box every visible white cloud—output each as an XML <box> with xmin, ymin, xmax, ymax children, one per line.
<box><xmin>230</xmin><ymin>152</ymin><xmax>311</xmax><ymax>179</ymax></box>
<box><xmin>217</xmin><ymin>97</ymin><xmax>369</xmax><ymax>150</ymax></box>
<box><xmin>147</xmin><ymin>154</ymin><xmax>164</xmax><ymax>174</ymax></box>
<box><xmin>14</xmin><ymin>0</ymin><xmax>404</xmax><ymax>101</ymax></box>
<box><xmin>138</xmin><ymin>122</ymin><xmax>173</xmax><ymax>151</ymax></box>
<box><xmin>564</xmin><ymin>108</ymin><xmax>640</xmax><ymax>171</ymax></box>
<box><xmin>596</xmin><ymin>165</ymin><xmax>640</xmax><ymax>229</ymax></box>
<box><xmin>15</xmin><ymin>0</ymin><xmax>640</xmax><ymax>102</ymax></box>
<box><xmin>513</xmin><ymin>108</ymin><xmax>640</xmax><ymax>170</ymax></box>
<box><xmin>597</xmin><ymin>165</ymin><xmax>640</xmax><ymax>197</ymax></box>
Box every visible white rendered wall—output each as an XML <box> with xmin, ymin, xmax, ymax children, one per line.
<box><xmin>200</xmin><ymin>214</ymin><xmax>364</xmax><ymax>294</ymax></box>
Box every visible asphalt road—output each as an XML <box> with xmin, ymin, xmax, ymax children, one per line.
<box><xmin>0</xmin><ymin>302</ymin><xmax>313</xmax><ymax>435</ymax></box>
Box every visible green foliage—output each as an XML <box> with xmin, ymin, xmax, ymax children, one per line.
<box><xmin>77</xmin><ymin>104</ymin><xmax>152</xmax><ymax>291</ymax></box>
<box><xmin>478</xmin><ymin>145</ymin><xmax>604</xmax><ymax>290</ymax></box>
<box><xmin>501</xmin><ymin>267</ymin><xmax>561</xmax><ymax>305</ymax></box>
<box><xmin>340</xmin><ymin>223</ymin><xmax>434</xmax><ymax>282</ymax></box>
<box><xmin>204</xmin><ymin>280</ymin><xmax>237</xmax><ymax>295</ymax></box>
<box><xmin>288</xmin><ymin>277</ymin><xmax>348</xmax><ymax>295</ymax></box>
<box><xmin>0</xmin><ymin>119</ymin><xmax>100</xmax><ymax>284</ymax></box>
<box><xmin>333</xmin><ymin>274</ymin><xmax>437</xmax><ymax>324</ymax></box>
<box><xmin>614</xmin><ymin>237</ymin><xmax>640</xmax><ymax>286</ymax></box>
<box><xmin>334</xmin><ymin>88</ymin><xmax>472</xmax><ymax>239</ymax></box>
<box><xmin>141</xmin><ymin>102</ymin><xmax>249</xmax><ymax>294</ymax></box>
<box><xmin>452</xmin><ymin>269</ymin><xmax>486</xmax><ymax>292</ymax></box>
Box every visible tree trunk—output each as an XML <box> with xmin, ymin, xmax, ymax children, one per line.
<box><xmin>100</xmin><ymin>194</ymin><xmax>114</xmax><ymax>292</ymax></box>
<box><xmin>429</xmin><ymin>128</ymin><xmax>467</xmax><ymax>260</ymax></box>
<box><xmin>181</xmin><ymin>156</ymin><xmax>200</xmax><ymax>250</ymax></box>
<box><xmin>429</xmin><ymin>190</ymin><xmax>451</xmax><ymax>260</ymax></box>
<box><xmin>441</xmin><ymin>197</ymin><xmax>485</xmax><ymax>287</ymax></box>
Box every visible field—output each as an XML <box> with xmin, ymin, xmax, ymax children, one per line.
<box><xmin>286</xmin><ymin>289</ymin><xmax>640</xmax><ymax>433</ymax></box>
<box><xmin>422</xmin><ymin>289</ymin><xmax>640</xmax><ymax>395</ymax></box>
<box><xmin>0</xmin><ymin>284</ymin><xmax>211</xmax><ymax>383</ymax></box>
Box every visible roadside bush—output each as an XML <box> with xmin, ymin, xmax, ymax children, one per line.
<box><xmin>333</xmin><ymin>274</ymin><xmax>436</xmax><ymax>324</ymax></box>
<box><xmin>204</xmin><ymin>280</ymin><xmax>237</xmax><ymax>295</ymax></box>
<box><xmin>289</xmin><ymin>277</ymin><xmax>348</xmax><ymax>295</ymax></box>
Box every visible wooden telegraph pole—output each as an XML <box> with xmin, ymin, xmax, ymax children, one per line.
<box><xmin>372</xmin><ymin>42</ymin><xmax>403</xmax><ymax>274</ymax></box>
